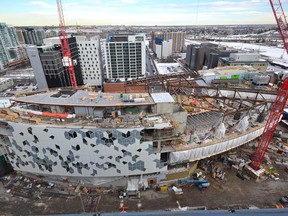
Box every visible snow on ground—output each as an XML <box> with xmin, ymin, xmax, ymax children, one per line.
<box><xmin>155</xmin><ymin>62</ymin><xmax>184</xmax><ymax>75</ymax></box>
<box><xmin>185</xmin><ymin>40</ymin><xmax>288</xmax><ymax>63</ymax></box>
<box><xmin>215</xmin><ymin>41</ymin><xmax>288</xmax><ymax>61</ymax></box>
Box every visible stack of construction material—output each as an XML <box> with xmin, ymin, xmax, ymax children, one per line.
<box><xmin>1</xmin><ymin>109</ymin><xmax>19</xmax><ymax>121</ymax></box>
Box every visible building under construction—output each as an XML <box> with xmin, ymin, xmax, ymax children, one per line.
<box><xmin>0</xmin><ymin>72</ymin><xmax>277</xmax><ymax>185</ymax></box>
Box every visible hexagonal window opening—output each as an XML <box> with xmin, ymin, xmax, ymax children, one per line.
<box><xmin>33</xmin><ymin>135</ymin><xmax>39</xmax><ymax>143</ymax></box>
<box><xmin>86</xmin><ymin>131</ymin><xmax>93</xmax><ymax>138</ymax></box>
<box><xmin>32</xmin><ymin>146</ymin><xmax>39</xmax><ymax>153</ymax></box>
<box><xmin>83</xmin><ymin>138</ymin><xmax>88</xmax><ymax>145</ymax></box>
<box><xmin>75</xmin><ymin>144</ymin><xmax>80</xmax><ymax>151</ymax></box>
<box><xmin>23</xmin><ymin>140</ymin><xmax>29</xmax><ymax>146</ymax></box>
<box><xmin>27</xmin><ymin>127</ymin><xmax>33</xmax><ymax>135</ymax></box>
<box><xmin>122</xmin><ymin>131</ymin><xmax>131</xmax><ymax>138</ymax></box>
<box><xmin>69</xmin><ymin>131</ymin><xmax>77</xmax><ymax>138</ymax></box>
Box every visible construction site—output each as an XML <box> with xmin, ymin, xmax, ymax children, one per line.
<box><xmin>0</xmin><ymin>126</ymin><xmax>287</xmax><ymax>215</ymax></box>
<box><xmin>0</xmin><ymin>69</ymin><xmax>288</xmax><ymax>215</ymax></box>
<box><xmin>0</xmin><ymin>0</ymin><xmax>288</xmax><ymax>215</ymax></box>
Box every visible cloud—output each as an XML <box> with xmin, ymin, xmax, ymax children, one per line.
<box><xmin>2</xmin><ymin>0</ymin><xmax>274</xmax><ymax>26</ymax></box>
<box><xmin>63</xmin><ymin>2</ymin><xmax>81</xmax><ymax>7</ymax></box>
<box><xmin>158</xmin><ymin>0</ymin><xmax>267</xmax><ymax>10</ymax></box>
<box><xmin>27</xmin><ymin>1</ymin><xmax>53</xmax><ymax>8</ymax></box>
<box><xmin>121</xmin><ymin>0</ymin><xmax>139</xmax><ymax>3</ymax></box>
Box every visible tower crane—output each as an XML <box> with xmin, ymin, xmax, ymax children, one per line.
<box><xmin>56</xmin><ymin>0</ymin><xmax>77</xmax><ymax>88</ymax></box>
<box><xmin>250</xmin><ymin>0</ymin><xmax>288</xmax><ymax>170</ymax></box>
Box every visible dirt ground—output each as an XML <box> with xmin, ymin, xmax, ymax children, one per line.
<box><xmin>0</xmin><ymin>158</ymin><xmax>287</xmax><ymax>215</ymax></box>
<box><xmin>0</xmin><ymin>127</ymin><xmax>288</xmax><ymax>215</ymax></box>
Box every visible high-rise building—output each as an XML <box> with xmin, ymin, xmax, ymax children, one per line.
<box><xmin>16</xmin><ymin>30</ymin><xmax>25</xmax><ymax>44</ymax></box>
<box><xmin>0</xmin><ymin>23</ymin><xmax>19</xmax><ymax>47</ymax></box>
<box><xmin>104</xmin><ymin>34</ymin><xmax>146</xmax><ymax>81</ymax></box>
<box><xmin>186</xmin><ymin>43</ymin><xmax>238</xmax><ymax>71</ymax></box>
<box><xmin>18</xmin><ymin>28</ymin><xmax>45</xmax><ymax>45</ymax></box>
<box><xmin>155</xmin><ymin>38</ymin><xmax>173</xmax><ymax>59</ymax></box>
<box><xmin>77</xmin><ymin>36</ymin><xmax>103</xmax><ymax>89</ymax></box>
<box><xmin>186</xmin><ymin>44</ymin><xmax>205</xmax><ymax>71</ymax></box>
<box><xmin>0</xmin><ymin>38</ymin><xmax>10</xmax><ymax>70</ymax></box>
<box><xmin>151</xmin><ymin>32</ymin><xmax>185</xmax><ymax>53</ymax></box>
<box><xmin>0</xmin><ymin>23</ymin><xmax>20</xmax><ymax>70</ymax></box>
<box><xmin>27</xmin><ymin>36</ymin><xmax>83</xmax><ymax>89</ymax></box>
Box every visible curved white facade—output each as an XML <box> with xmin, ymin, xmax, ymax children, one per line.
<box><xmin>7</xmin><ymin>122</ymin><xmax>167</xmax><ymax>177</ymax></box>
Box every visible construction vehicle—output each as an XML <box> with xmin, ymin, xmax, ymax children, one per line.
<box><xmin>178</xmin><ymin>179</ymin><xmax>210</xmax><ymax>189</ymax></box>
<box><xmin>250</xmin><ymin>0</ymin><xmax>288</xmax><ymax>170</ymax></box>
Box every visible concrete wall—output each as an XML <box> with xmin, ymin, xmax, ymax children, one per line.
<box><xmin>26</xmin><ymin>47</ymin><xmax>48</xmax><ymax>90</ymax></box>
<box><xmin>156</xmin><ymin>102</ymin><xmax>174</xmax><ymax>115</ymax></box>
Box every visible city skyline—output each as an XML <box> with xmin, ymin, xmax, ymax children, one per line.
<box><xmin>0</xmin><ymin>0</ymin><xmax>279</xmax><ymax>26</ymax></box>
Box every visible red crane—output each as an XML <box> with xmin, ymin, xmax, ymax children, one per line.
<box><xmin>250</xmin><ymin>0</ymin><xmax>288</xmax><ymax>170</ymax></box>
<box><xmin>56</xmin><ymin>0</ymin><xmax>77</xmax><ymax>88</ymax></box>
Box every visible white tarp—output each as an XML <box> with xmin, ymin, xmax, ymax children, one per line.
<box><xmin>169</xmin><ymin>127</ymin><xmax>264</xmax><ymax>164</ymax></box>
<box><xmin>235</xmin><ymin>116</ymin><xmax>249</xmax><ymax>132</ymax></box>
<box><xmin>127</xmin><ymin>178</ymin><xmax>139</xmax><ymax>191</ymax></box>
<box><xmin>214</xmin><ymin>123</ymin><xmax>226</xmax><ymax>138</ymax></box>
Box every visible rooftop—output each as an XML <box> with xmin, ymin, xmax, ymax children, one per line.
<box><xmin>12</xmin><ymin>90</ymin><xmax>155</xmax><ymax>107</ymax></box>
<box><xmin>199</xmin><ymin>66</ymin><xmax>258</xmax><ymax>76</ymax></box>
<box><xmin>151</xmin><ymin>93</ymin><xmax>175</xmax><ymax>103</ymax></box>
<box><xmin>219</xmin><ymin>57</ymin><xmax>267</xmax><ymax>63</ymax></box>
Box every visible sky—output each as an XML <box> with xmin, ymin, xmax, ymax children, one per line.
<box><xmin>0</xmin><ymin>0</ymin><xmax>282</xmax><ymax>26</ymax></box>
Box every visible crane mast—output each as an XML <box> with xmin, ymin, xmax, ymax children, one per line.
<box><xmin>250</xmin><ymin>0</ymin><xmax>288</xmax><ymax>170</ymax></box>
<box><xmin>56</xmin><ymin>0</ymin><xmax>77</xmax><ymax>88</ymax></box>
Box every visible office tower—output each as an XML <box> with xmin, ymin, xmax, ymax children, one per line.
<box><xmin>104</xmin><ymin>34</ymin><xmax>146</xmax><ymax>80</ymax></box>
<box><xmin>151</xmin><ymin>32</ymin><xmax>185</xmax><ymax>53</ymax></box>
<box><xmin>186</xmin><ymin>43</ymin><xmax>239</xmax><ymax>71</ymax></box>
<box><xmin>77</xmin><ymin>36</ymin><xmax>103</xmax><ymax>89</ymax></box>
<box><xmin>27</xmin><ymin>36</ymin><xmax>83</xmax><ymax>89</ymax></box>
<box><xmin>186</xmin><ymin>44</ymin><xmax>205</xmax><ymax>71</ymax></box>
<box><xmin>155</xmin><ymin>38</ymin><xmax>173</xmax><ymax>59</ymax></box>
<box><xmin>207</xmin><ymin>53</ymin><xmax>219</xmax><ymax>69</ymax></box>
